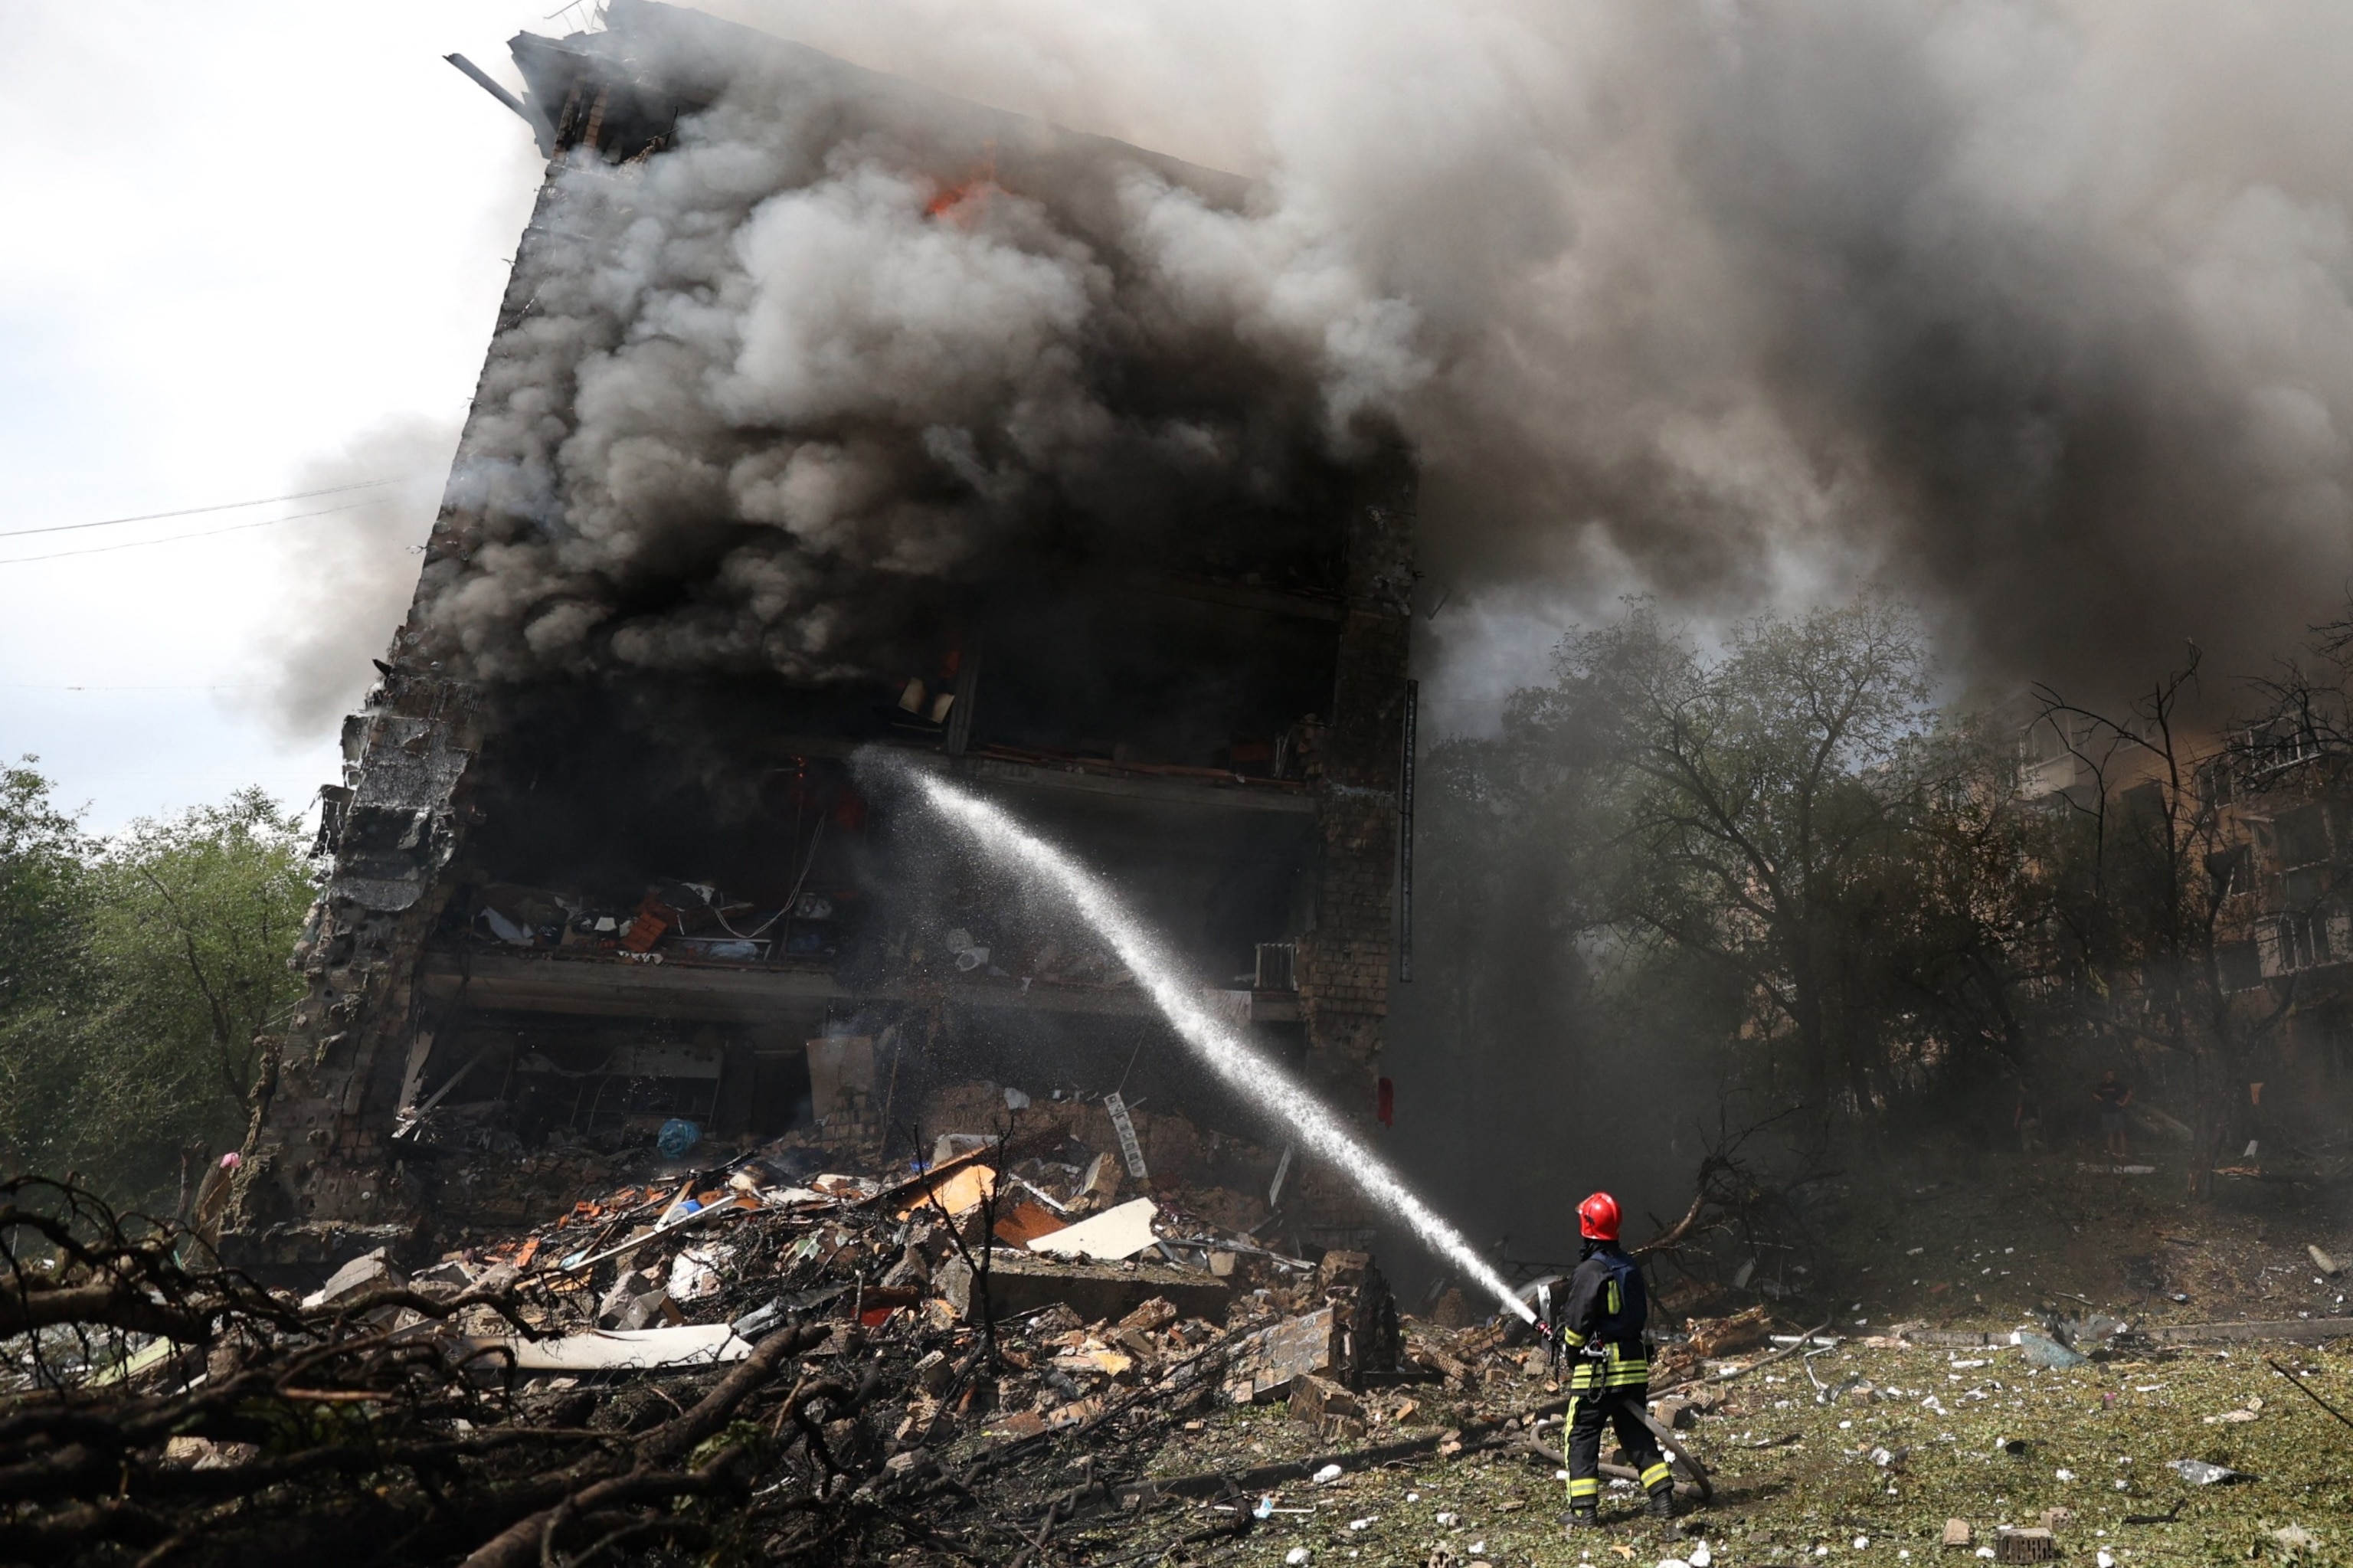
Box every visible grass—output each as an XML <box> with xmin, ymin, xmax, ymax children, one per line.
<box><xmin>1029</xmin><ymin>1140</ymin><xmax>2353</xmax><ymax>1566</ymax></box>
<box><xmin>1110</xmin><ymin>1338</ymin><xmax>2352</xmax><ymax>1566</ymax></box>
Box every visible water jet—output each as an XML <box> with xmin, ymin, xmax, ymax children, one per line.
<box><xmin>894</xmin><ymin>761</ymin><xmax>1536</xmax><ymax>1324</ymax></box>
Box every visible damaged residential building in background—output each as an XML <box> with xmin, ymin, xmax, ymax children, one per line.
<box><xmin>2012</xmin><ymin>697</ymin><xmax>2353</xmax><ymax>1144</ymax></box>
<box><xmin>221</xmin><ymin>0</ymin><xmax>1420</xmax><ymax>1282</ymax></box>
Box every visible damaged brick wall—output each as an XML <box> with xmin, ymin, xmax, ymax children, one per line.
<box><xmin>1291</xmin><ymin>451</ymin><xmax>1416</xmax><ymax>1247</ymax></box>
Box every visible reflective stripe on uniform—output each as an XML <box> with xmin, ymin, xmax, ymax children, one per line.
<box><xmin>1560</xmin><ymin>1396</ymin><xmax>1582</xmax><ymax>1475</ymax></box>
<box><xmin>1605</xmin><ymin>1342</ymin><xmax>1649</xmax><ymax>1387</ymax></box>
<box><xmin>1641</xmin><ymin>1460</ymin><xmax>1674</xmax><ymax>1491</ymax></box>
<box><xmin>1563</xmin><ymin>1394</ymin><xmax>1592</xmax><ymax>1501</ymax></box>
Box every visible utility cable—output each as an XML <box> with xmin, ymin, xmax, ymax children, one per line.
<box><xmin>0</xmin><ymin>497</ymin><xmax>401</xmax><ymax>566</ymax></box>
<box><xmin>0</xmin><ymin>477</ymin><xmax>404</xmax><ymax>540</ymax></box>
<box><xmin>715</xmin><ymin>815</ymin><xmax>828</xmax><ymax>940</ymax></box>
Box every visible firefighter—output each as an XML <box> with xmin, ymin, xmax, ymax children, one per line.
<box><xmin>1552</xmin><ymin>1191</ymin><xmax>1675</xmax><ymax>1530</ymax></box>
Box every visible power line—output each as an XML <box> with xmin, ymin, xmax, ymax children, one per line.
<box><xmin>0</xmin><ymin>683</ymin><xmax>270</xmax><ymax>691</ymax></box>
<box><xmin>0</xmin><ymin>498</ymin><xmax>403</xmax><ymax>566</ymax></box>
<box><xmin>0</xmin><ymin>478</ymin><xmax>406</xmax><ymax>541</ymax></box>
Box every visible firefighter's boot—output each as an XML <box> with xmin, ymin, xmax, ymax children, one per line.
<box><xmin>1638</xmin><ymin>1455</ymin><xmax>1679</xmax><ymax>1521</ymax></box>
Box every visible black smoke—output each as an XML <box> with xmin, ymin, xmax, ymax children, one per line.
<box><xmin>400</xmin><ymin>8</ymin><xmax>1422</xmax><ymax>688</ymax></box>
<box><xmin>660</xmin><ymin>0</ymin><xmax>2353</xmax><ymax>714</ymax></box>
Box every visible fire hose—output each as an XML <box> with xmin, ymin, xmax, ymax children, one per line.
<box><xmin>1522</xmin><ymin>1409</ymin><xmax>1714</xmax><ymax>1503</ymax></box>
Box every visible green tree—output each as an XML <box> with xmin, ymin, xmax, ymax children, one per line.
<box><xmin>1563</xmin><ymin>596</ymin><xmax>1942</xmax><ymax>1110</ymax></box>
<box><xmin>0</xmin><ymin>761</ymin><xmax>96</xmax><ymax>1177</ymax></box>
<box><xmin>1400</xmin><ymin>595</ymin><xmax>2054</xmax><ymax>1151</ymax></box>
<box><xmin>0</xmin><ymin>764</ymin><xmax>313</xmax><ymax>1205</ymax></box>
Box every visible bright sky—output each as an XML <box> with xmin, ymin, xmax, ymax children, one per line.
<box><xmin>0</xmin><ymin>2</ymin><xmax>561</xmax><ymax>833</ymax></box>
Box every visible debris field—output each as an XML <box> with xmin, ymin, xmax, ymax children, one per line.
<box><xmin>0</xmin><ymin>1097</ymin><xmax>1399</xmax><ymax>1566</ymax></box>
<box><xmin>10</xmin><ymin>1111</ymin><xmax>2352</xmax><ymax>1566</ymax></box>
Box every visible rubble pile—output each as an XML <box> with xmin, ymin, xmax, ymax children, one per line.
<box><xmin>0</xmin><ymin>1100</ymin><xmax>1442</xmax><ymax>1566</ymax></box>
<box><xmin>396</xmin><ymin>1066</ymin><xmax>1292</xmax><ymax>1259</ymax></box>
<box><xmin>53</xmin><ymin>1133</ymin><xmax>2249</xmax><ymax>1564</ymax></box>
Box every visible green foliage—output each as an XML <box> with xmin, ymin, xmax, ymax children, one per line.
<box><xmin>1410</xmin><ymin>594</ymin><xmax>2057</xmax><ymax>1133</ymax></box>
<box><xmin>0</xmin><ymin>761</ymin><xmax>311</xmax><ymax>1206</ymax></box>
<box><xmin>0</xmin><ymin>761</ymin><xmax>97</xmax><ymax>1186</ymax></box>
<box><xmin>1566</xmin><ymin>596</ymin><xmax>1942</xmax><ymax>1102</ymax></box>
<box><xmin>0</xmin><ymin>758</ymin><xmax>89</xmax><ymax>1020</ymax></box>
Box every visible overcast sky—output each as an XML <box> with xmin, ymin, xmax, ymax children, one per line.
<box><xmin>0</xmin><ymin>2</ymin><xmax>561</xmax><ymax>833</ymax></box>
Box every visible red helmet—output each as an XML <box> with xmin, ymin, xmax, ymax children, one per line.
<box><xmin>1577</xmin><ymin>1191</ymin><xmax>1622</xmax><ymax>1241</ymax></box>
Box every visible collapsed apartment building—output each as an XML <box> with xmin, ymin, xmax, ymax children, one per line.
<box><xmin>222</xmin><ymin>1</ymin><xmax>1417</xmax><ymax>1278</ymax></box>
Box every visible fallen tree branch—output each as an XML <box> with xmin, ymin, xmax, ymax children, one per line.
<box><xmin>0</xmin><ymin>1282</ymin><xmax>219</xmax><ymax>1344</ymax></box>
<box><xmin>458</xmin><ymin>1449</ymin><xmax>751</xmax><ymax>1568</ymax></box>
<box><xmin>1631</xmin><ymin>1187</ymin><xmax>1712</xmax><ymax>1260</ymax></box>
<box><xmin>638</xmin><ymin>1318</ymin><xmax>829</xmax><ymax>1464</ymax></box>
<box><xmin>303</xmin><ymin>1284</ymin><xmax>551</xmax><ymax>1340</ymax></box>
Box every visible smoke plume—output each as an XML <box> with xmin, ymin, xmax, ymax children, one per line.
<box><xmin>257</xmin><ymin>416</ymin><xmax>456</xmax><ymax>735</ymax></box>
<box><xmin>645</xmin><ymin>0</ymin><xmax>2353</xmax><ymax>714</ymax></box>
<box><xmin>406</xmin><ymin>18</ymin><xmax>1422</xmax><ymax>684</ymax></box>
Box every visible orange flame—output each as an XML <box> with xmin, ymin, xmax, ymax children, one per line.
<box><xmin>925</xmin><ymin>178</ymin><xmax>997</xmax><ymax>224</ymax></box>
<box><xmin>927</xmin><ymin>144</ymin><xmax>1001</xmax><ymax>226</ymax></box>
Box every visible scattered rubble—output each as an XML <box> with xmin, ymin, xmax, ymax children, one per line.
<box><xmin>0</xmin><ymin>1086</ymin><xmax>1439</xmax><ymax>1565</ymax></box>
<box><xmin>16</xmin><ymin>1111</ymin><xmax>2353</xmax><ymax>1566</ymax></box>
<box><xmin>2015</xmin><ymin>1331</ymin><xmax>2088</xmax><ymax>1369</ymax></box>
<box><xmin>1994</xmin><ymin>1525</ymin><xmax>2058</xmax><ymax>1562</ymax></box>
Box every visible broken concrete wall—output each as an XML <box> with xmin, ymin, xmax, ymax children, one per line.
<box><xmin>224</xmin><ymin>674</ymin><xmax>484</xmax><ymax>1272</ymax></box>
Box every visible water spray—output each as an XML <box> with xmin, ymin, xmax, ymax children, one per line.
<box><xmin>894</xmin><ymin>764</ymin><xmax>1536</xmax><ymax>1326</ymax></box>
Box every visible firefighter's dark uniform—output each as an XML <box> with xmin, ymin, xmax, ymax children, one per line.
<box><xmin>1557</xmin><ymin>1239</ymin><xmax>1674</xmax><ymax>1517</ymax></box>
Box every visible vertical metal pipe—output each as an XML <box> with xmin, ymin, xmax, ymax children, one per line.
<box><xmin>946</xmin><ymin>642</ymin><xmax>981</xmax><ymax>757</ymax></box>
<box><xmin>1399</xmin><ymin>676</ymin><xmax>1419</xmax><ymax>982</ymax></box>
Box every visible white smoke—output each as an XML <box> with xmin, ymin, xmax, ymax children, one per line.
<box><xmin>254</xmin><ymin>416</ymin><xmax>456</xmax><ymax>736</ymax></box>
<box><xmin>407</xmin><ymin>26</ymin><xmax>1428</xmax><ymax>683</ymax></box>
